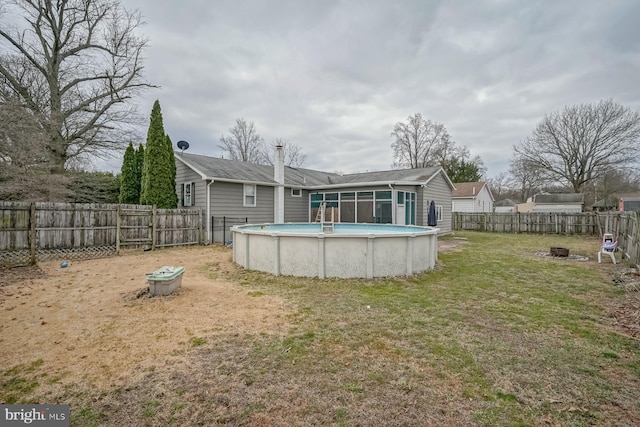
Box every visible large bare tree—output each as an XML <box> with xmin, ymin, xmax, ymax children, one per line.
<box><xmin>261</xmin><ymin>139</ymin><xmax>306</xmax><ymax>168</ymax></box>
<box><xmin>513</xmin><ymin>100</ymin><xmax>640</xmax><ymax>192</ymax></box>
<box><xmin>219</xmin><ymin>118</ymin><xmax>265</xmax><ymax>163</ymax></box>
<box><xmin>391</xmin><ymin>112</ymin><xmax>484</xmax><ymax>175</ymax></box>
<box><xmin>391</xmin><ymin>113</ymin><xmax>452</xmax><ymax>169</ymax></box>
<box><xmin>0</xmin><ymin>98</ymin><xmax>48</xmax><ymax>168</ymax></box>
<box><xmin>0</xmin><ymin>0</ymin><xmax>154</xmax><ymax>173</ymax></box>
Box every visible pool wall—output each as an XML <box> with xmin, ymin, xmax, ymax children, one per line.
<box><xmin>232</xmin><ymin>223</ymin><xmax>438</xmax><ymax>278</ymax></box>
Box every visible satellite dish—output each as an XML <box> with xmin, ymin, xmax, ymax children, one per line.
<box><xmin>177</xmin><ymin>140</ymin><xmax>189</xmax><ymax>152</ymax></box>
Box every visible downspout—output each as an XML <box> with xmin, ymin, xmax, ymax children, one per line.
<box><xmin>388</xmin><ymin>183</ymin><xmax>394</xmax><ymax>224</ymax></box>
<box><xmin>207</xmin><ymin>179</ymin><xmax>214</xmax><ymax>244</ymax></box>
<box><xmin>274</xmin><ymin>145</ymin><xmax>285</xmax><ymax>223</ymax></box>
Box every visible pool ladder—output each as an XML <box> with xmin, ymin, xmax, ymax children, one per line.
<box><xmin>316</xmin><ymin>202</ymin><xmax>334</xmax><ymax>233</ymax></box>
<box><xmin>315</xmin><ymin>201</ymin><xmax>326</xmax><ymax>222</ymax></box>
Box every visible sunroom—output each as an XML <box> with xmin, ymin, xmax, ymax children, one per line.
<box><xmin>309</xmin><ymin>189</ymin><xmax>417</xmax><ymax>225</ymax></box>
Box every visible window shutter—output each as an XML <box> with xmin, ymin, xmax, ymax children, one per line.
<box><xmin>191</xmin><ymin>182</ymin><xmax>195</xmax><ymax>206</ymax></box>
<box><xmin>181</xmin><ymin>183</ymin><xmax>185</xmax><ymax>207</ymax></box>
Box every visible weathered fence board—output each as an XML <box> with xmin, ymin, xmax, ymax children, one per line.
<box><xmin>453</xmin><ymin>212</ymin><xmax>600</xmax><ymax>234</ymax></box>
<box><xmin>0</xmin><ymin>202</ymin><xmax>205</xmax><ymax>267</ymax></box>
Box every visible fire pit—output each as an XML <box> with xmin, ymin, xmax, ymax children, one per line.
<box><xmin>550</xmin><ymin>247</ymin><xmax>569</xmax><ymax>257</ymax></box>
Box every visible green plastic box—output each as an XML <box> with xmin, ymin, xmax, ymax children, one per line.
<box><xmin>146</xmin><ymin>266</ymin><xmax>185</xmax><ymax>296</ymax></box>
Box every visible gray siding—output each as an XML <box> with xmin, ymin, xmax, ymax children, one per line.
<box><xmin>211</xmin><ymin>181</ymin><xmax>274</xmax><ymax>224</ymax></box>
<box><xmin>421</xmin><ymin>173</ymin><xmax>453</xmax><ymax>234</ymax></box>
<box><xmin>176</xmin><ymin>161</ymin><xmax>206</xmax><ymax>208</ymax></box>
<box><xmin>284</xmin><ymin>188</ymin><xmax>309</xmax><ymax>222</ymax></box>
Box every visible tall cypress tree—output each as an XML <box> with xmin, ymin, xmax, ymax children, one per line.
<box><xmin>119</xmin><ymin>142</ymin><xmax>139</xmax><ymax>204</ymax></box>
<box><xmin>135</xmin><ymin>144</ymin><xmax>145</xmax><ymax>202</ymax></box>
<box><xmin>165</xmin><ymin>135</ymin><xmax>178</xmax><ymax>208</ymax></box>
<box><xmin>140</xmin><ymin>101</ymin><xmax>177</xmax><ymax>208</ymax></box>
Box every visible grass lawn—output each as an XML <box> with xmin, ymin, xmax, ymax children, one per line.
<box><xmin>3</xmin><ymin>231</ymin><xmax>640</xmax><ymax>426</ymax></box>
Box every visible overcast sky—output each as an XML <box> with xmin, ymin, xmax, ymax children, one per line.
<box><xmin>106</xmin><ymin>0</ymin><xmax>640</xmax><ymax>178</ymax></box>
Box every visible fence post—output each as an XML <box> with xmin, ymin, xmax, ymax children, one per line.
<box><xmin>223</xmin><ymin>216</ymin><xmax>226</xmax><ymax>245</ymax></box>
<box><xmin>29</xmin><ymin>202</ymin><xmax>37</xmax><ymax>265</ymax></box>
<box><xmin>151</xmin><ymin>206</ymin><xmax>157</xmax><ymax>251</ymax></box>
<box><xmin>199</xmin><ymin>208</ymin><xmax>204</xmax><ymax>245</ymax></box>
<box><xmin>116</xmin><ymin>204</ymin><xmax>121</xmax><ymax>254</ymax></box>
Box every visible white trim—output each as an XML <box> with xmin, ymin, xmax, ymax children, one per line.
<box><xmin>291</xmin><ymin>188</ymin><xmax>302</xmax><ymax>197</ymax></box>
<box><xmin>183</xmin><ymin>182</ymin><xmax>194</xmax><ymax>207</ymax></box>
<box><xmin>175</xmin><ymin>154</ymin><xmax>208</xmax><ymax>179</ymax></box>
<box><xmin>243</xmin><ymin>183</ymin><xmax>257</xmax><ymax>207</ymax></box>
<box><xmin>422</xmin><ymin>167</ymin><xmax>456</xmax><ymax>190</ymax></box>
<box><xmin>206</xmin><ymin>180</ymin><xmax>214</xmax><ymax>244</ymax></box>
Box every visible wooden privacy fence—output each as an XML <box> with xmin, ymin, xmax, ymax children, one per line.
<box><xmin>453</xmin><ymin>212</ymin><xmax>601</xmax><ymax>234</ymax></box>
<box><xmin>453</xmin><ymin>211</ymin><xmax>640</xmax><ymax>265</ymax></box>
<box><xmin>0</xmin><ymin>202</ymin><xmax>204</xmax><ymax>267</ymax></box>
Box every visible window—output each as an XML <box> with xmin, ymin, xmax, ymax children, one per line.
<box><xmin>291</xmin><ymin>188</ymin><xmax>302</xmax><ymax>197</ymax></box>
<box><xmin>243</xmin><ymin>184</ymin><xmax>256</xmax><ymax>207</ymax></box>
<box><xmin>436</xmin><ymin>205</ymin><xmax>443</xmax><ymax>222</ymax></box>
<box><xmin>182</xmin><ymin>182</ymin><xmax>195</xmax><ymax>207</ymax></box>
<box><xmin>357</xmin><ymin>191</ymin><xmax>374</xmax><ymax>223</ymax></box>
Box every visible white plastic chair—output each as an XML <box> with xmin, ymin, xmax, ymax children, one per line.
<box><xmin>597</xmin><ymin>233</ymin><xmax>617</xmax><ymax>264</ymax></box>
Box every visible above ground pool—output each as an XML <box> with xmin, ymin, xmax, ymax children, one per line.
<box><xmin>231</xmin><ymin>223</ymin><xmax>438</xmax><ymax>279</ymax></box>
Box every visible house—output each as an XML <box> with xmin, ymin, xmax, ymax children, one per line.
<box><xmin>175</xmin><ymin>147</ymin><xmax>455</xmax><ymax>243</ymax></box>
<box><xmin>591</xmin><ymin>196</ymin><xmax>618</xmax><ymax>212</ymax></box>
<box><xmin>451</xmin><ymin>181</ymin><xmax>494</xmax><ymax>213</ymax></box>
<box><xmin>494</xmin><ymin>198</ymin><xmax>518</xmax><ymax>213</ymax></box>
<box><xmin>517</xmin><ymin>193</ymin><xmax>583</xmax><ymax>213</ymax></box>
<box><xmin>618</xmin><ymin>193</ymin><xmax>640</xmax><ymax>212</ymax></box>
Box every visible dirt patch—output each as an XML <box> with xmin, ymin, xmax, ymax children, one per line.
<box><xmin>0</xmin><ymin>246</ymin><xmax>290</xmax><ymax>389</ymax></box>
<box><xmin>607</xmin><ymin>267</ymin><xmax>640</xmax><ymax>338</ymax></box>
<box><xmin>0</xmin><ymin>265</ymin><xmax>46</xmax><ymax>288</ymax></box>
<box><xmin>438</xmin><ymin>237</ymin><xmax>468</xmax><ymax>252</ymax></box>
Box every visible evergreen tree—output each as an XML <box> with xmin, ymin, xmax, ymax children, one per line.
<box><xmin>140</xmin><ymin>101</ymin><xmax>177</xmax><ymax>208</ymax></box>
<box><xmin>445</xmin><ymin>157</ymin><xmax>483</xmax><ymax>183</ymax></box>
<box><xmin>119</xmin><ymin>142</ymin><xmax>139</xmax><ymax>203</ymax></box>
<box><xmin>165</xmin><ymin>135</ymin><xmax>178</xmax><ymax>207</ymax></box>
<box><xmin>135</xmin><ymin>144</ymin><xmax>145</xmax><ymax>201</ymax></box>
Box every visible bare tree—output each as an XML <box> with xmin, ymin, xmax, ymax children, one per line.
<box><xmin>513</xmin><ymin>99</ymin><xmax>640</xmax><ymax>193</ymax></box>
<box><xmin>261</xmin><ymin>139</ymin><xmax>306</xmax><ymax>167</ymax></box>
<box><xmin>595</xmin><ymin>169</ymin><xmax>640</xmax><ymax>207</ymax></box>
<box><xmin>487</xmin><ymin>172</ymin><xmax>510</xmax><ymax>200</ymax></box>
<box><xmin>391</xmin><ymin>113</ymin><xmax>452</xmax><ymax>168</ymax></box>
<box><xmin>219</xmin><ymin>118</ymin><xmax>265</xmax><ymax>163</ymax></box>
<box><xmin>0</xmin><ymin>97</ymin><xmax>48</xmax><ymax>168</ymax></box>
<box><xmin>508</xmin><ymin>154</ymin><xmax>544</xmax><ymax>202</ymax></box>
<box><xmin>0</xmin><ymin>0</ymin><xmax>154</xmax><ymax>173</ymax></box>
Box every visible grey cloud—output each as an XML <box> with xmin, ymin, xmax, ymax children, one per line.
<box><xmin>115</xmin><ymin>0</ymin><xmax>640</xmax><ymax>177</ymax></box>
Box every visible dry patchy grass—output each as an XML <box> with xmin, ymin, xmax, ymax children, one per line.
<box><xmin>2</xmin><ymin>232</ymin><xmax>640</xmax><ymax>426</ymax></box>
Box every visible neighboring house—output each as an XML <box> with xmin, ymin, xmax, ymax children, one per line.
<box><xmin>618</xmin><ymin>193</ymin><xmax>640</xmax><ymax>212</ymax></box>
<box><xmin>451</xmin><ymin>181</ymin><xmax>494</xmax><ymax>213</ymax></box>
<box><xmin>175</xmin><ymin>148</ymin><xmax>455</xmax><ymax>243</ymax></box>
<box><xmin>494</xmin><ymin>198</ymin><xmax>518</xmax><ymax>213</ymax></box>
<box><xmin>591</xmin><ymin>196</ymin><xmax>618</xmax><ymax>212</ymax></box>
<box><xmin>517</xmin><ymin>193</ymin><xmax>583</xmax><ymax>213</ymax></box>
